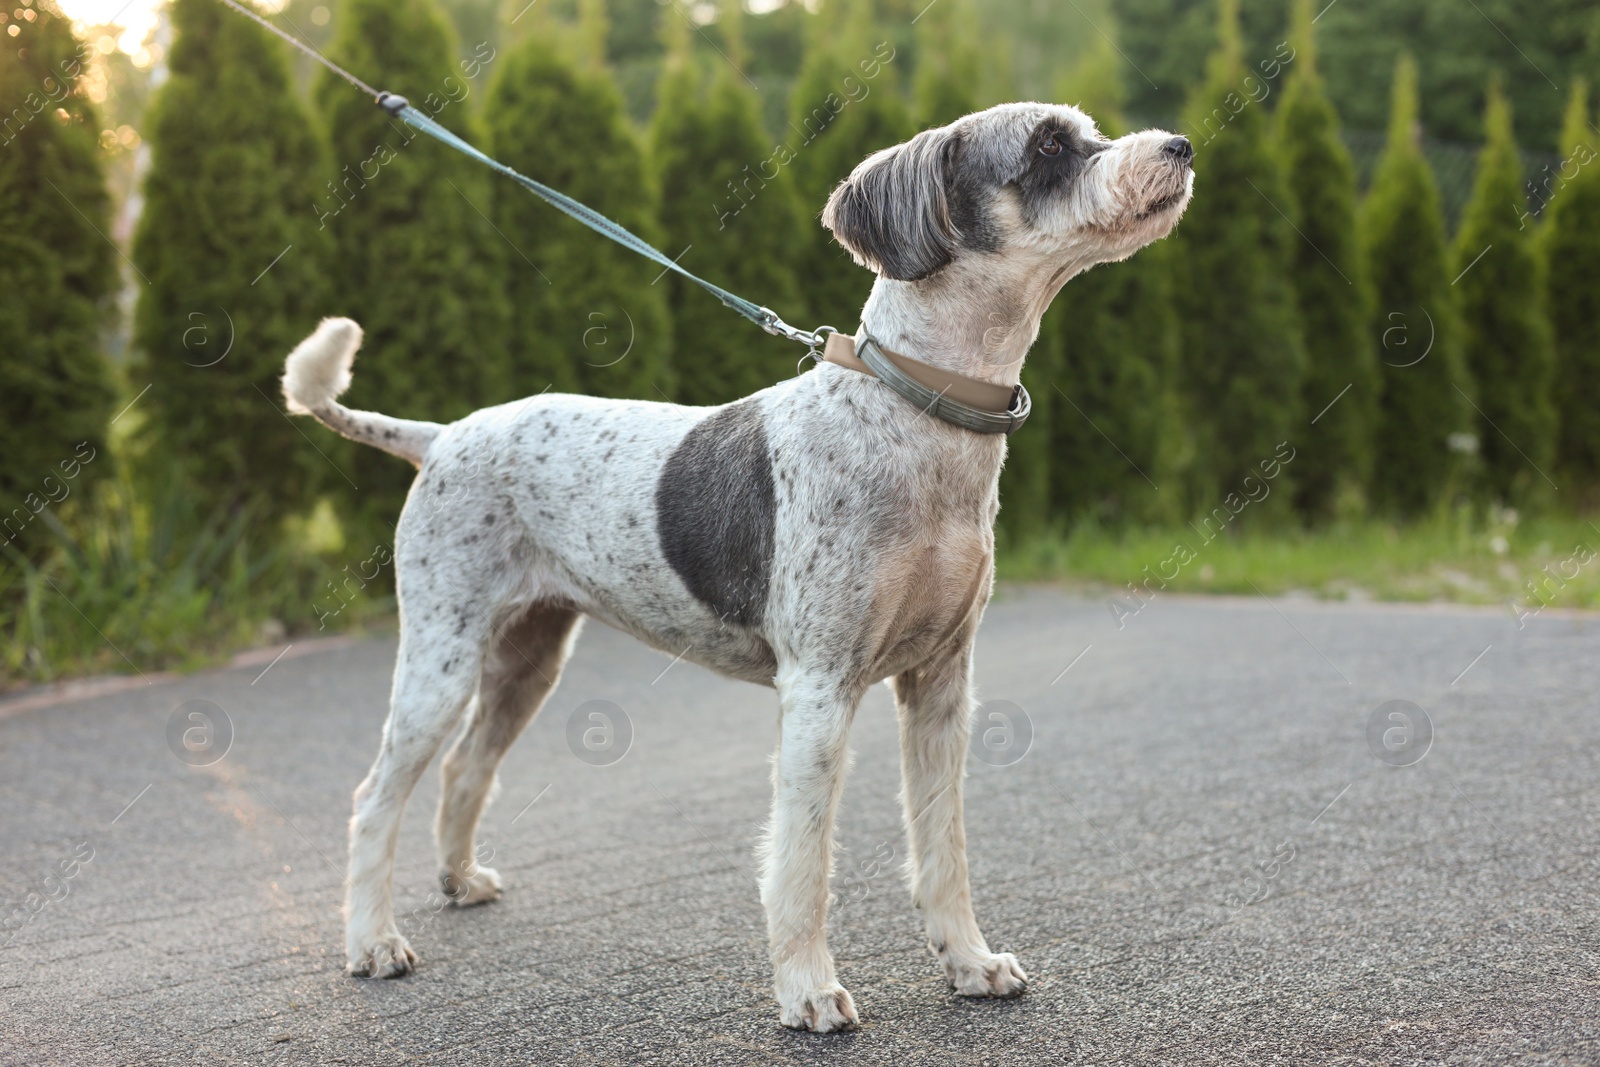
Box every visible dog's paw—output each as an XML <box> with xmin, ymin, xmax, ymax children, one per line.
<box><xmin>442</xmin><ymin>864</ymin><xmax>502</xmax><ymax>906</ymax></box>
<box><xmin>348</xmin><ymin>929</ymin><xmax>417</xmax><ymax>979</ymax></box>
<box><xmin>778</xmin><ymin>984</ymin><xmax>859</xmax><ymax>1033</ymax></box>
<box><xmin>942</xmin><ymin>950</ymin><xmax>1028</xmax><ymax>999</ymax></box>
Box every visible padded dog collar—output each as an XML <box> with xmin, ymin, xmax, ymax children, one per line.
<box><xmin>820</xmin><ymin>332</ymin><xmax>1031</xmax><ymax>435</ymax></box>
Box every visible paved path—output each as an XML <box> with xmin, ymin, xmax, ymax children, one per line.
<box><xmin>2</xmin><ymin>588</ymin><xmax>1597</xmax><ymax>1065</ymax></box>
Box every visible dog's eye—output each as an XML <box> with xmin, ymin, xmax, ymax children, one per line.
<box><xmin>1039</xmin><ymin>135</ymin><xmax>1063</xmax><ymax>157</ymax></box>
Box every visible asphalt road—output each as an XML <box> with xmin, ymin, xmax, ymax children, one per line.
<box><xmin>2</xmin><ymin>587</ymin><xmax>1597</xmax><ymax>1065</ymax></box>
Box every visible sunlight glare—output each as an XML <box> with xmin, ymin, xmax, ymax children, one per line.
<box><xmin>56</xmin><ymin>0</ymin><xmax>160</xmax><ymax>54</ymax></box>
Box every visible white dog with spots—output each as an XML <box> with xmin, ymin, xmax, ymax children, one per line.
<box><xmin>282</xmin><ymin>102</ymin><xmax>1192</xmax><ymax>1032</ymax></box>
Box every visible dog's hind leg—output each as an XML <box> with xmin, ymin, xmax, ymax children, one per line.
<box><xmin>345</xmin><ymin>582</ymin><xmax>495</xmax><ymax>979</ymax></box>
<box><xmin>893</xmin><ymin>647</ymin><xmax>1027</xmax><ymax>998</ymax></box>
<box><xmin>760</xmin><ymin>666</ymin><xmax>863</xmax><ymax>1033</ymax></box>
<box><xmin>434</xmin><ymin>603</ymin><xmax>582</xmax><ymax>905</ymax></box>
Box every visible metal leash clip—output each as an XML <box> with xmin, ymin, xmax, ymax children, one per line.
<box><xmin>754</xmin><ymin>307</ymin><xmax>836</xmax><ymax>375</ymax></box>
<box><xmin>797</xmin><ymin>325</ymin><xmax>836</xmax><ymax>376</ymax></box>
<box><xmin>756</xmin><ymin>307</ymin><xmax>804</xmax><ymax>344</ymax></box>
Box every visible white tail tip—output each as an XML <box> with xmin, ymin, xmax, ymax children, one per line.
<box><xmin>282</xmin><ymin>317</ymin><xmax>362</xmax><ymax>415</ymax></box>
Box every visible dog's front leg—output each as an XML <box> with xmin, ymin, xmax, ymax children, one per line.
<box><xmin>894</xmin><ymin>648</ymin><xmax>1027</xmax><ymax>998</ymax></box>
<box><xmin>760</xmin><ymin>668</ymin><xmax>861</xmax><ymax>1032</ymax></box>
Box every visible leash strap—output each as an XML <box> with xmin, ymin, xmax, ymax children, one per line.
<box><xmin>384</xmin><ymin>96</ymin><xmax>804</xmax><ymax>339</ymax></box>
<box><xmin>822</xmin><ymin>333</ymin><xmax>1031</xmax><ymax>435</ymax></box>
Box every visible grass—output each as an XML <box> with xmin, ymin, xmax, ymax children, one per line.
<box><xmin>0</xmin><ymin>466</ymin><xmax>394</xmax><ymax>689</ymax></box>
<box><xmin>997</xmin><ymin>507</ymin><xmax>1600</xmax><ymax>615</ymax></box>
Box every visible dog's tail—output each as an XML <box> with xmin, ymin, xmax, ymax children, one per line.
<box><xmin>281</xmin><ymin>318</ymin><xmax>442</xmax><ymax>468</ymax></box>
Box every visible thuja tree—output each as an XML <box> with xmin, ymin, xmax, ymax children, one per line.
<box><xmin>316</xmin><ymin>0</ymin><xmax>513</xmax><ymax>542</ymax></box>
<box><xmin>911</xmin><ymin>0</ymin><xmax>982</xmax><ymax>129</ymax></box>
<box><xmin>1540</xmin><ymin>81</ymin><xmax>1600</xmax><ymax>502</ymax></box>
<box><xmin>1046</xmin><ymin>243</ymin><xmax>1183</xmax><ymax>530</ymax></box>
<box><xmin>1277</xmin><ymin>0</ymin><xmax>1377</xmax><ymax>521</ymax></box>
<box><xmin>787</xmin><ymin>0</ymin><xmax>912</xmax><ymax>328</ymax></box>
<box><xmin>133</xmin><ymin>0</ymin><xmax>332</xmax><ymax>514</ymax></box>
<box><xmin>1360</xmin><ymin>54</ymin><xmax>1471</xmax><ymax>518</ymax></box>
<box><xmin>1037</xmin><ymin>39</ymin><xmax>1182</xmax><ymax>531</ymax></box>
<box><xmin>486</xmin><ymin>24</ymin><xmax>673</xmax><ymax>400</ymax></box>
<box><xmin>649</xmin><ymin>2</ymin><xmax>804</xmax><ymax>406</ymax></box>
<box><xmin>1171</xmin><ymin>0</ymin><xmax>1305</xmax><ymax>517</ymax></box>
<box><xmin>1453</xmin><ymin>81</ymin><xmax>1556</xmax><ymax>506</ymax></box>
<box><xmin>0</xmin><ymin>0</ymin><xmax>116</xmax><ymax>547</ymax></box>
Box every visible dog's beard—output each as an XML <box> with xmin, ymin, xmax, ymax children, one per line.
<box><xmin>1128</xmin><ymin>161</ymin><xmax>1192</xmax><ymax>221</ymax></box>
<box><xmin>1135</xmin><ymin>181</ymin><xmax>1189</xmax><ymax>220</ymax></box>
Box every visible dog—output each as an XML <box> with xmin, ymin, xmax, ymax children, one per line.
<box><xmin>281</xmin><ymin>101</ymin><xmax>1192</xmax><ymax>1032</ymax></box>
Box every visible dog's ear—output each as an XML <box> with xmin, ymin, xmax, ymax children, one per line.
<box><xmin>823</xmin><ymin>127</ymin><xmax>958</xmax><ymax>282</ymax></box>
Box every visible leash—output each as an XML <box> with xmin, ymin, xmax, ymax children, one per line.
<box><xmin>211</xmin><ymin>0</ymin><xmax>1028</xmax><ymax>433</ymax></box>
<box><xmin>210</xmin><ymin>0</ymin><xmax>822</xmax><ymax>349</ymax></box>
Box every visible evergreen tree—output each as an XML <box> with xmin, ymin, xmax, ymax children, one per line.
<box><xmin>1540</xmin><ymin>81</ymin><xmax>1600</xmax><ymax>502</ymax></box>
<box><xmin>788</xmin><ymin>0</ymin><xmax>913</xmax><ymax>329</ymax></box>
<box><xmin>1045</xmin><ymin>244</ymin><xmax>1183</xmax><ymax>530</ymax></box>
<box><xmin>1117</xmin><ymin>0</ymin><xmax>1591</xmax><ymax>147</ymax></box>
<box><xmin>912</xmin><ymin>0</ymin><xmax>982</xmax><ymax>129</ymax></box>
<box><xmin>132</xmin><ymin>0</ymin><xmax>332</xmax><ymax>514</ymax></box>
<box><xmin>1043</xmin><ymin>41</ymin><xmax>1182</xmax><ymax>530</ymax></box>
<box><xmin>0</xmin><ymin>0</ymin><xmax>116</xmax><ymax>543</ymax></box>
<box><xmin>1277</xmin><ymin>0</ymin><xmax>1377</xmax><ymax>521</ymax></box>
<box><xmin>1360</xmin><ymin>54</ymin><xmax>1471</xmax><ymax>518</ymax></box>
<box><xmin>1057</xmin><ymin>27</ymin><xmax>1125</xmax><ymax>120</ymax></box>
<box><xmin>1452</xmin><ymin>81</ymin><xmax>1556</xmax><ymax>506</ymax></box>
<box><xmin>1171</xmin><ymin>0</ymin><xmax>1304</xmax><ymax>516</ymax></box>
<box><xmin>486</xmin><ymin>23</ymin><xmax>673</xmax><ymax>400</ymax></box>
<box><xmin>649</xmin><ymin>3</ymin><xmax>804</xmax><ymax>406</ymax></box>
<box><xmin>315</xmin><ymin>0</ymin><xmax>514</xmax><ymax>541</ymax></box>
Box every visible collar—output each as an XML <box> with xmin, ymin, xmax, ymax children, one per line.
<box><xmin>820</xmin><ymin>332</ymin><xmax>1031</xmax><ymax>435</ymax></box>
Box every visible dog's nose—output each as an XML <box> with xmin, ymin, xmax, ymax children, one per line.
<box><xmin>1163</xmin><ymin>136</ymin><xmax>1194</xmax><ymax>164</ymax></box>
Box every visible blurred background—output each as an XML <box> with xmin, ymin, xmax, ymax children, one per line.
<box><xmin>3</xmin><ymin>0</ymin><xmax>1598</xmax><ymax>687</ymax></box>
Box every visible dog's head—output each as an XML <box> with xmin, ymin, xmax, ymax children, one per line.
<box><xmin>822</xmin><ymin>102</ymin><xmax>1192</xmax><ymax>286</ymax></box>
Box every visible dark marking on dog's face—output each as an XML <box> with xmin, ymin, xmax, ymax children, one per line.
<box><xmin>1013</xmin><ymin>118</ymin><xmax>1110</xmax><ymax>224</ymax></box>
<box><xmin>655</xmin><ymin>400</ymin><xmax>776</xmax><ymax>628</ymax></box>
